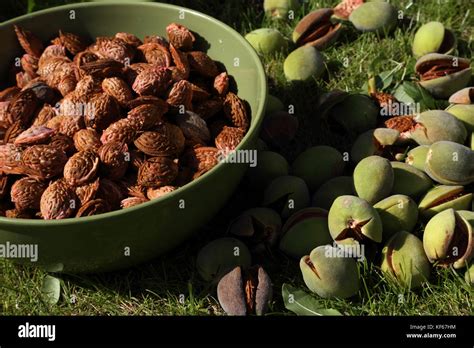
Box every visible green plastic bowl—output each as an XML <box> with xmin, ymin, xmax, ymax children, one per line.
<box><xmin>0</xmin><ymin>2</ymin><xmax>267</xmax><ymax>273</ymax></box>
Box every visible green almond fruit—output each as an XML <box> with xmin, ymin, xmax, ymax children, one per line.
<box><xmin>312</xmin><ymin>176</ymin><xmax>354</xmax><ymax>210</ymax></box>
<box><xmin>374</xmin><ymin>195</ymin><xmax>418</xmax><ymax>241</ymax></box>
<box><xmin>412</xmin><ymin>21</ymin><xmax>456</xmax><ymax>58</ymax></box>
<box><xmin>445</xmin><ymin>104</ymin><xmax>474</xmax><ymax>132</ymax></box>
<box><xmin>291</xmin><ymin>145</ymin><xmax>345</xmax><ymax>191</ymax></box>
<box><xmin>465</xmin><ymin>262</ymin><xmax>474</xmax><ymax>286</ymax></box>
<box><xmin>283</xmin><ymin>45</ymin><xmax>325</xmax><ymax>82</ymax></box>
<box><xmin>423</xmin><ymin>209</ymin><xmax>474</xmax><ymax>269</ymax></box>
<box><xmin>353</xmin><ymin>155</ymin><xmax>394</xmax><ymax>204</ymax></box>
<box><xmin>328</xmin><ymin>195</ymin><xmax>383</xmax><ymax>244</ymax></box>
<box><xmin>349</xmin><ymin>1</ymin><xmax>398</xmax><ymax>33</ymax></box>
<box><xmin>246</xmin><ymin>151</ymin><xmax>289</xmax><ymax>188</ymax></box>
<box><xmin>300</xmin><ymin>245</ymin><xmax>360</xmax><ymax>299</ymax></box>
<box><xmin>381</xmin><ymin>231</ymin><xmax>430</xmax><ymax>289</ymax></box>
<box><xmin>279</xmin><ymin>207</ymin><xmax>332</xmax><ymax>258</ymax></box>
<box><xmin>228</xmin><ymin>207</ymin><xmax>282</xmax><ymax>254</ymax></box>
<box><xmin>416</xmin><ymin>53</ymin><xmax>471</xmax><ymax>99</ymax></box>
<box><xmin>264</xmin><ymin>0</ymin><xmax>301</xmax><ymax>19</ymax></box>
<box><xmin>245</xmin><ymin>28</ymin><xmax>288</xmax><ymax>56</ymax></box>
<box><xmin>351</xmin><ymin>128</ymin><xmax>400</xmax><ymax>163</ymax></box>
<box><xmin>449</xmin><ymin>87</ymin><xmax>474</xmax><ymax>105</ymax></box>
<box><xmin>390</xmin><ymin>161</ymin><xmax>432</xmax><ymax>199</ymax></box>
<box><xmin>410</xmin><ymin>110</ymin><xmax>467</xmax><ymax>146</ymax></box>
<box><xmin>196</xmin><ymin>238</ymin><xmax>252</xmax><ymax>282</ymax></box>
<box><xmin>424</xmin><ymin>141</ymin><xmax>474</xmax><ymax>185</ymax></box>
<box><xmin>418</xmin><ymin>185</ymin><xmax>473</xmax><ymax>220</ymax></box>
<box><xmin>263</xmin><ymin>175</ymin><xmax>310</xmax><ymax>219</ymax></box>
<box><xmin>405</xmin><ymin>145</ymin><xmax>430</xmax><ymax>171</ymax></box>
<box><xmin>266</xmin><ymin>94</ymin><xmax>285</xmax><ymax>115</ymax></box>
<box><xmin>328</xmin><ymin>94</ymin><xmax>379</xmax><ymax>135</ymax></box>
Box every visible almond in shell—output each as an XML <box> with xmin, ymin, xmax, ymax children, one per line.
<box><xmin>102</xmin><ymin>77</ymin><xmax>134</xmax><ymax>108</ymax></box>
<box><xmin>40</xmin><ymin>179</ymin><xmax>78</xmax><ymax>219</ymax></box>
<box><xmin>138</xmin><ymin>156</ymin><xmax>178</xmax><ymax>187</ymax></box>
<box><xmin>223</xmin><ymin>92</ymin><xmax>249</xmax><ymax>130</ymax></box>
<box><xmin>166</xmin><ymin>23</ymin><xmax>195</xmax><ymax>51</ymax></box>
<box><xmin>14</xmin><ymin>25</ymin><xmax>44</xmax><ymax>58</ymax></box>
<box><xmin>21</xmin><ymin>144</ymin><xmax>68</xmax><ymax>180</ymax></box>
<box><xmin>215</xmin><ymin>126</ymin><xmax>245</xmax><ymax>152</ymax></box>
<box><xmin>76</xmin><ymin>198</ymin><xmax>110</xmax><ymax>217</ymax></box>
<box><xmin>14</xmin><ymin>126</ymin><xmax>55</xmax><ymax>146</ymax></box>
<box><xmin>187</xmin><ymin>51</ymin><xmax>219</xmax><ymax>78</ymax></box>
<box><xmin>147</xmin><ymin>185</ymin><xmax>177</xmax><ymax>200</ymax></box>
<box><xmin>11</xmin><ymin>177</ymin><xmax>47</xmax><ymax>211</ymax></box>
<box><xmin>98</xmin><ymin>141</ymin><xmax>129</xmax><ymax>180</ymax></box>
<box><xmin>63</xmin><ymin>150</ymin><xmax>100</xmax><ymax>186</ymax></box>
<box><xmin>73</xmin><ymin>128</ymin><xmax>101</xmax><ymax>152</ymax></box>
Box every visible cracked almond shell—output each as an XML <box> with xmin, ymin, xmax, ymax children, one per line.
<box><xmin>405</xmin><ymin>145</ymin><xmax>430</xmax><ymax>171</ymax></box>
<box><xmin>63</xmin><ymin>150</ymin><xmax>100</xmax><ymax>186</ymax></box>
<box><xmin>416</xmin><ymin>53</ymin><xmax>471</xmax><ymax>99</ymax></box>
<box><xmin>374</xmin><ymin>195</ymin><xmax>418</xmax><ymax>241</ymax></box>
<box><xmin>418</xmin><ymin>185</ymin><xmax>472</xmax><ymax>220</ymax></box>
<box><xmin>217</xmin><ymin>266</ymin><xmax>272</xmax><ymax>316</ymax></box>
<box><xmin>381</xmin><ymin>231</ymin><xmax>430</xmax><ymax>288</ymax></box>
<box><xmin>424</xmin><ymin>141</ymin><xmax>474</xmax><ymax>185</ymax></box>
<box><xmin>292</xmin><ymin>8</ymin><xmax>342</xmax><ymax>50</ymax></box>
<box><xmin>350</xmin><ymin>128</ymin><xmax>400</xmax><ymax>163</ymax></box>
<box><xmin>449</xmin><ymin>87</ymin><xmax>474</xmax><ymax>105</ymax></box>
<box><xmin>228</xmin><ymin>207</ymin><xmax>282</xmax><ymax>255</ymax></box>
<box><xmin>328</xmin><ymin>195</ymin><xmax>382</xmax><ymax>244</ymax></box>
<box><xmin>300</xmin><ymin>245</ymin><xmax>360</xmax><ymax>299</ymax></box>
<box><xmin>410</xmin><ymin>110</ymin><xmax>467</xmax><ymax>145</ymax></box>
<box><xmin>390</xmin><ymin>161</ymin><xmax>432</xmax><ymax>199</ymax></box>
<box><xmin>423</xmin><ymin>209</ymin><xmax>474</xmax><ymax>269</ymax></box>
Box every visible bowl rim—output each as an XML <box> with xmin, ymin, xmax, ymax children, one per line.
<box><xmin>0</xmin><ymin>1</ymin><xmax>268</xmax><ymax>226</ymax></box>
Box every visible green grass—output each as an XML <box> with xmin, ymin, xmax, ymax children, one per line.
<box><xmin>0</xmin><ymin>0</ymin><xmax>473</xmax><ymax>316</ymax></box>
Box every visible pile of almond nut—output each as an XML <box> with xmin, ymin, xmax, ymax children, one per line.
<box><xmin>0</xmin><ymin>24</ymin><xmax>249</xmax><ymax>219</ymax></box>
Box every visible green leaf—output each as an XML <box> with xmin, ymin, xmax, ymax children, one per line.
<box><xmin>398</xmin><ymin>82</ymin><xmax>441</xmax><ymax>112</ymax></box>
<box><xmin>393</xmin><ymin>84</ymin><xmax>415</xmax><ymax>105</ymax></box>
<box><xmin>41</xmin><ymin>275</ymin><xmax>61</xmax><ymax>305</ymax></box>
<box><xmin>400</xmin><ymin>81</ymin><xmax>421</xmax><ymax>100</ymax></box>
<box><xmin>378</xmin><ymin>71</ymin><xmax>394</xmax><ymax>90</ymax></box>
<box><xmin>361</xmin><ymin>70</ymin><xmax>394</xmax><ymax>93</ymax></box>
<box><xmin>281</xmin><ymin>283</ymin><xmax>342</xmax><ymax>316</ymax></box>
